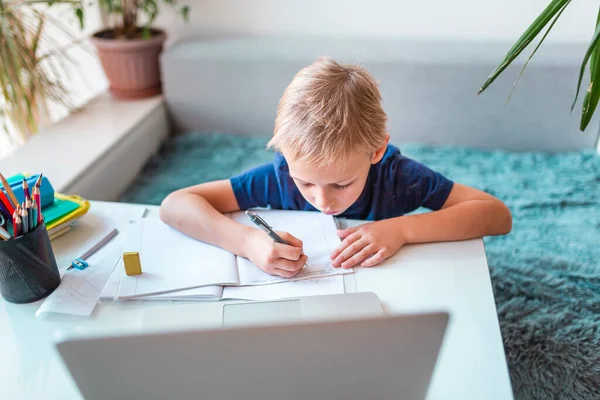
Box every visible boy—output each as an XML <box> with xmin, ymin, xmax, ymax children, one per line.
<box><xmin>160</xmin><ymin>57</ymin><xmax>512</xmax><ymax>277</ymax></box>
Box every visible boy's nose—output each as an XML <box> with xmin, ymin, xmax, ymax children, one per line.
<box><xmin>314</xmin><ymin>191</ymin><xmax>334</xmax><ymax>210</ymax></box>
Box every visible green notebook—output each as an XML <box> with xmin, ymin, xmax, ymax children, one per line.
<box><xmin>42</xmin><ymin>198</ymin><xmax>81</xmax><ymax>225</ymax></box>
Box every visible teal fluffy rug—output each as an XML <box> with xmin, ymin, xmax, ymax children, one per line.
<box><xmin>120</xmin><ymin>133</ymin><xmax>600</xmax><ymax>400</ymax></box>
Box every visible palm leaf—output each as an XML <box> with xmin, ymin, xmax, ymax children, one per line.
<box><xmin>579</xmin><ymin>7</ymin><xmax>600</xmax><ymax>130</ymax></box>
<box><xmin>571</xmin><ymin>8</ymin><xmax>600</xmax><ymax>111</ymax></box>
<box><xmin>506</xmin><ymin>0</ymin><xmax>571</xmax><ymax>103</ymax></box>
<box><xmin>477</xmin><ymin>0</ymin><xmax>570</xmax><ymax>95</ymax></box>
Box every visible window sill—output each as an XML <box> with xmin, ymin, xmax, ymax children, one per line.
<box><xmin>0</xmin><ymin>91</ymin><xmax>169</xmax><ymax>200</ymax></box>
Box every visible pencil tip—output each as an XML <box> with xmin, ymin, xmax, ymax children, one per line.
<box><xmin>35</xmin><ymin>173</ymin><xmax>43</xmax><ymax>187</ymax></box>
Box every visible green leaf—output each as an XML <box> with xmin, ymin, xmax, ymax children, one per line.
<box><xmin>592</xmin><ymin>9</ymin><xmax>600</xmax><ymax>74</ymax></box>
<box><xmin>571</xmin><ymin>9</ymin><xmax>600</xmax><ymax>111</ymax></box>
<box><xmin>75</xmin><ymin>7</ymin><xmax>84</xmax><ymax>30</ymax></box>
<box><xmin>180</xmin><ymin>5</ymin><xmax>189</xmax><ymax>22</ymax></box>
<box><xmin>580</xmin><ymin>7</ymin><xmax>600</xmax><ymax>130</ymax></box>
<box><xmin>477</xmin><ymin>0</ymin><xmax>570</xmax><ymax>95</ymax></box>
<box><xmin>31</xmin><ymin>13</ymin><xmax>45</xmax><ymax>55</ymax></box>
<box><xmin>505</xmin><ymin>0</ymin><xmax>571</xmax><ymax>103</ymax></box>
<box><xmin>0</xmin><ymin>2</ymin><xmax>81</xmax><ymax>140</ymax></box>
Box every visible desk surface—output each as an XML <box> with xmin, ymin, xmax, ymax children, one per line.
<box><xmin>0</xmin><ymin>201</ymin><xmax>513</xmax><ymax>400</ymax></box>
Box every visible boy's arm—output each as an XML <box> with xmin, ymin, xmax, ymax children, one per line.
<box><xmin>398</xmin><ymin>183</ymin><xmax>512</xmax><ymax>244</ymax></box>
<box><xmin>332</xmin><ymin>183</ymin><xmax>512</xmax><ymax>269</ymax></box>
<box><xmin>159</xmin><ymin>180</ymin><xmax>253</xmax><ymax>257</ymax></box>
<box><xmin>159</xmin><ymin>180</ymin><xmax>307</xmax><ymax>277</ymax></box>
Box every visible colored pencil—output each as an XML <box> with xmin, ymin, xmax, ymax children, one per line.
<box><xmin>0</xmin><ymin>198</ymin><xmax>11</xmax><ymax>221</ymax></box>
<box><xmin>25</xmin><ymin>197</ymin><xmax>33</xmax><ymax>231</ymax></box>
<box><xmin>12</xmin><ymin>210</ymin><xmax>21</xmax><ymax>238</ymax></box>
<box><xmin>20</xmin><ymin>205</ymin><xmax>28</xmax><ymax>235</ymax></box>
<box><xmin>0</xmin><ymin>172</ymin><xmax>46</xmax><ymax>239</ymax></box>
<box><xmin>34</xmin><ymin>173</ymin><xmax>43</xmax><ymax>188</ymax></box>
<box><xmin>32</xmin><ymin>186</ymin><xmax>42</xmax><ymax>224</ymax></box>
<box><xmin>0</xmin><ymin>172</ymin><xmax>18</xmax><ymax>209</ymax></box>
<box><xmin>31</xmin><ymin>198</ymin><xmax>38</xmax><ymax>229</ymax></box>
<box><xmin>22</xmin><ymin>179</ymin><xmax>30</xmax><ymax>199</ymax></box>
<box><xmin>0</xmin><ymin>190</ymin><xmax>14</xmax><ymax>215</ymax></box>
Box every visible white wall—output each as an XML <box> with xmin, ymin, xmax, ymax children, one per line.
<box><xmin>156</xmin><ymin>0</ymin><xmax>598</xmax><ymax>45</ymax></box>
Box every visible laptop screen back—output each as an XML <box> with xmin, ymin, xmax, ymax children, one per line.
<box><xmin>56</xmin><ymin>312</ymin><xmax>448</xmax><ymax>400</ymax></box>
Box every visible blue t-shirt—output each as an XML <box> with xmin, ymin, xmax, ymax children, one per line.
<box><xmin>230</xmin><ymin>144</ymin><xmax>454</xmax><ymax>221</ymax></box>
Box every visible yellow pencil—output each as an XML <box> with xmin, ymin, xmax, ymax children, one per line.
<box><xmin>0</xmin><ymin>172</ymin><xmax>18</xmax><ymax>209</ymax></box>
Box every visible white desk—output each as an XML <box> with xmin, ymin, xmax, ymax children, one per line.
<box><xmin>0</xmin><ymin>201</ymin><xmax>514</xmax><ymax>400</ymax></box>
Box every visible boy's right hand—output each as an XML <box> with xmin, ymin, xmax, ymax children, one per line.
<box><xmin>245</xmin><ymin>230</ymin><xmax>307</xmax><ymax>278</ymax></box>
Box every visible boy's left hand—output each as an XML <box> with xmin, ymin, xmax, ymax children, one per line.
<box><xmin>330</xmin><ymin>219</ymin><xmax>405</xmax><ymax>269</ymax></box>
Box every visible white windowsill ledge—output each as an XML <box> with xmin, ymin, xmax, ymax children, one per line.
<box><xmin>0</xmin><ymin>91</ymin><xmax>169</xmax><ymax>201</ymax></box>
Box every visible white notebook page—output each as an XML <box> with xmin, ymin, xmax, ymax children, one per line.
<box><xmin>118</xmin><ymin>219</ymin><xmax>239</xmax><ymax>298</ymax></box>
<box><xmin>231</xmin><ymin>210</ymin><xmax>353</xmax><ymax>285</ymax></box>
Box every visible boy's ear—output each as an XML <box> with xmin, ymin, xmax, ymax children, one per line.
<box><xmin>371</xmin><ymin>135</ymin><xmax>390</xmax><ymax>164</ymax></box>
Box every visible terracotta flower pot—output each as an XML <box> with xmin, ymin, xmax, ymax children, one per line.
<box><xmin>91</xmin><ymin>28</ymin><xmax>166</xmax><ymax>99</ymax></box>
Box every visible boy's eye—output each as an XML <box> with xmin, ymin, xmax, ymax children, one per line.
<box><xmin>298</xmin><ymin>182</ymin><xmax>312</xmax><ymax>188</ymax></box>
<box><xmin>333</xmin><ymin>183</ymin><xmax>351</xmax><ymax>190</ymax></box>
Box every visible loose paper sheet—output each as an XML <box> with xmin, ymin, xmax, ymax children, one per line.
<box><xmin>36</xmin><ymin>206</ymin><xmax>147</xmax><ymax>316</ymax></box>
<box><xmin>36</xmin><ymin>248</ymin><xmax>121</xmax><ymax>316</ymax></box>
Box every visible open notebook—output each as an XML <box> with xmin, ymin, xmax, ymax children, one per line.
<box><xmin>105</xmin><ymin>265</ymin><xmax>346</xmax><ymax>302</ymax></box>
<box><xmin>117</xmin><ymin>210</ymin><xmax>353</xmax><ymax>299</ymax></box>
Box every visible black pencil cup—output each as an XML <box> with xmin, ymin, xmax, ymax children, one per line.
<box><xmin>0</xmin><ymin>221</ymin><xmax>60</xmax><ymax>303</ymax></box>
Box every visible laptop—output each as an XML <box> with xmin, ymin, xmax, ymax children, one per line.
<box><xmin>55</xmin><ymin>293</ymin><xmax>449</xmax><ymax>400</ymax></box>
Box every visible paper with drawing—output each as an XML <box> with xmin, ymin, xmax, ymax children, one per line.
<box><xmin>231</xmin><ymin>210</ymin><xmax>348</xmax><ymax>285</ymax></box>
<box><xmin>36</xmin><ymin>247</ymin><xmax>121</xmax><ymax>316</ymax></box>
<box><xmin>36</xmin><ymin>206</ymin><xmax>147</xmax><ymax>316</ymax></box>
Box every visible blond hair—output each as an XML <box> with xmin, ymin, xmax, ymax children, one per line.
<box><xmin>267</xmin><ymin>57</ymin><xmax>388</xmax><ymax>166</ymax></box>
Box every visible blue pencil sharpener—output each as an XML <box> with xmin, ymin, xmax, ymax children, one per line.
<box><xmin>71</xmin><ymin>257</ymin><xmax>88</xmax><ymax>270</ymax></box>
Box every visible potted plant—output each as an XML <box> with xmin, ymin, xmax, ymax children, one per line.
<box><xmin>0</xmin><ymin>0</ymin><xmax>82</xmax><ymax>145</ymax></box>
<box><xmin>477</xmin><ymin>0</ymin><xmax>600</xmax><ymax>132</ymax></box>
<box><xmin>90</xmin><ymin>0</ymin><xmax>190</xmax><ymax>99</ymax></box>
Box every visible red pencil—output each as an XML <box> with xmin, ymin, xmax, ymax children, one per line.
<box><xmin>0</xmin><ymin>190</ymin><xmax>14</xmax><ymax>215</ymax></box>
<box><xmin>33</xmin><ymin>186</ymin><xmax>42</xmax><ymax>224</ymax></box>
<box><xmin>34</xmin><ymin>173</ymin><xmax>43</xmax><ymax>188</ymax></box>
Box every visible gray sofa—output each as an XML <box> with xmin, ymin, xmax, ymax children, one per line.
<box><xmin>161</xmin><ymin>36</ymin><xmax>599</xmax><ymax>152</ymax></box>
